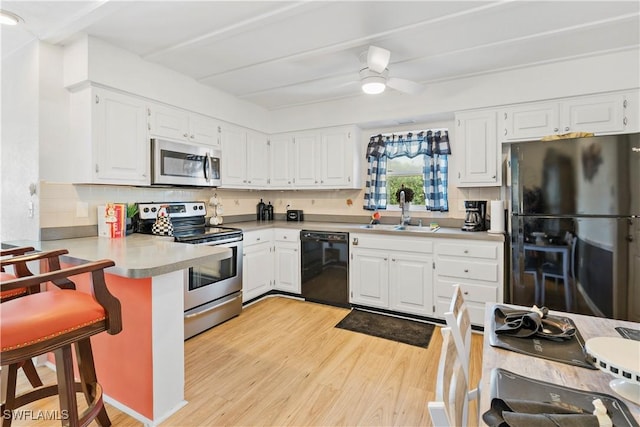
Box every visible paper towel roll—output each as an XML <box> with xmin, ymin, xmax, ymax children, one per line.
<box><xmin>489</xmin><ymin>200</ymin><xmax>505</xmax><ymax>234</ymax></box>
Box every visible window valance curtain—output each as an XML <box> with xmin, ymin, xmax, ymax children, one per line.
<box><xmin>363</xmin><ymin>129</ymin><xmax>451</xmax><ymax>212</ymax></box>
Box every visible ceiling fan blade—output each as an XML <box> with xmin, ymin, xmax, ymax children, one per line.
<box><xmin>387</xmin><ymin>77</ymin><xmax>424</xmax><ymax>95</ymax></box>
<box><xmin>367</xmin><ymin>46</ymin><xmax>390</xmax><ymax>74</ymax></box>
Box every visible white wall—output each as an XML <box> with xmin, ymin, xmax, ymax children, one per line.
<box><xmin>1</xmin><ymin>41</ymin><xmax>40</xmax><ymax>241</ymax></box>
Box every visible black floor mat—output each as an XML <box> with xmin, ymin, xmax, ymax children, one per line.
<box><xmin>335</xmin><ymin>309</ymin><xmax>434</xmax><ymax>348</ymax></box>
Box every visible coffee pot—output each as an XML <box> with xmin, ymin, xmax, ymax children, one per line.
<box><xmin>462</xmin><ymin>200</ymin><xmax>487</xmax><ymax>231</ymax></box>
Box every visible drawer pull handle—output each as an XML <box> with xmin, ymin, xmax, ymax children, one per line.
<box><xmin>464</xmin><ymin>250</ymin><xmax>469</xmax><ymax>254</ymax></box>
<box><xmin>464</xmin><ymin>269</ymin><xmax>469</xmax><ymax>273</ymax></box>
<box><xmin>464</xmin><ymin>291</ymin><xmax>469</xmax><ymax>295</ymax></box>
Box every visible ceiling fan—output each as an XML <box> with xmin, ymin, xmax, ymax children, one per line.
<box><xmin>359</xmin><ymin>45</ymin><xmax>424</xmax><ymax>95</ymax></box>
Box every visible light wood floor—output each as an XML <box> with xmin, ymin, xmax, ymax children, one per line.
<box><xmin>8</xmin><ymin>296</ymin><xmax>483</xmax><ymax>426</ymax></box>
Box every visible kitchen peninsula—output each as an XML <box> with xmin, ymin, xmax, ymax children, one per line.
<box><xmin>4</xmin><ymin>234</ymin><xmax>232</xmax><ymax>426</ymax></box>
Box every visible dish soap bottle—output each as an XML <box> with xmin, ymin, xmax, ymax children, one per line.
<box><xmin>265</xmin><ymin>201</ymin><xmax>274</xmax><ymax>221</ymax></box>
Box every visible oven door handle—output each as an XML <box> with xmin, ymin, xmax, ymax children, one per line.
<box><xmin>184</xmin><ymin>297</ymin><xmax>237</xmax><ymax>319</ymax></box>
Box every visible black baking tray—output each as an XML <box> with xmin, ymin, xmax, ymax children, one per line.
<box><xmin>489</xmin><ymin>305</ymin><xmax>596</xmax><ymax>369</ymax></box>
<box><xmin>489</xmin><ymin>368</ymin><xmax>639</xmax><ymax>427</ymax></box>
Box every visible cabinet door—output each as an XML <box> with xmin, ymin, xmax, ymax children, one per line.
<box><xmin>294</xmin><ymin>134</ymin><xmax>321</xmax><ymax>187</ymax></box>
<box><xmin>246</xmin><ymin>131</ymin><xmax>269</xmax><ymax>188</ymax></box>
<box><xmin>501</xmin><ymin>102</ymin><xmax>560</xmax><ymax>141</ymax></box>
<box><xmin>243</xmin><ymin>241</ymin><xmax>273</xmax><ymax>302</ymax></box>
<box><xmin>270</xmin><ymin>135</ymin><xmax>295</xmax><ymax>188</ymax></box>
<box><xmin>190</xmin><ymin>114</ymin><xmax>220</xmax><ymax>146</ymax></box>
<box><xmin>456</xmin><ymin>110</ymin><xmax>499</xmax><ymax>186</ymax></box>
<box><xmin>274</xmin><ymin>241</ymin><xmax>300</xmax><ymax>294</ymax></box>
<box><xmin>389</xmin><ymin>252</ymin><xmax>433</xmax><ymax>316</ymax></box>
<box><xmin>148</xmin><ymin>104</ymin><xmax>189</xmax><ymax>141</ymax></box>
<box><xmin>94</xmin><ymin>89</ymin><xmax>149</xmax><ymax>184</ymax></box>
<box><xmin>321</xmin><ymin>131</ymin><xmax>348</xmax><ymax>187</ymax></box>
<box><xmin>350</xmin><ymin>249</ymin><xmax>389</xmax><ymax>308</ymax></box>
<box><xmin>221</xmin><ymin>126</ymin><xmax>247</xmax><ymax>186</ymax></box>
<box><xmin>563</xmin><ymin>93</ymin><xmax>626</xmax><ymax>134</ymax></box>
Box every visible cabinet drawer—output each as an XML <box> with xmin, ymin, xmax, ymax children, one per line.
<box><xmin>437</xmin><ymin>259</ymin><xmax>498</xmax><ymax>282</ymax></box>
<box><xmin>243</xmin><ymin>229</ymin><xmax>273</xmax><ymax>246</ymax></box>
<box><xmin>274</xmin><ymin>228</ymin><xmax>300</xmax><ymax>242</ymax></box>
<box><xmin>436</xmin><ymin>298</ymin><xmax>486</xmax><ymax>326</ymax></box>
<box><xmin>437</xmin><ymin>242</ymin><xmax>498</xmax><ymax>259</ymax></box>
<box><xmin>435</xmin><ymin>279</ymin><xmax>497</xmax><ymax>301</ymax></box>
<box><xmin>351</xmin><ymin>234</ymin><xmax>433</xmax><ymax>253</ymax></box>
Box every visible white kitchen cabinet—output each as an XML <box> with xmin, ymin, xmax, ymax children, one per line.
<box><xmin>59</xmin><ymin>87</ymin><xmax>149</xmax><ymax>185</ymax></box>
<box><xmin>455</xmin><ymin>110</ymin><xmax>500</xmax><ymax>187</ymax></box>
<box><xmin>269</xmin><ymin>134</ymin><xmax>295</xmax><ymax>188</ymax></box>
<box><xmin>221</xmin><ymin>125</ymin><xmax>269</xmax><ymax>188</ymax></box>
<box><xmin>289</xmin><ymin>125</ymin><xmax>362</xmax><ymax>189</ymax></box>
<box><xmin>273</xmin><ymin>229</ymin><xmax>301</xmax><ymax>294</ymax></box>
<box><xmin>148</xmin><ymin>103</ymin><xmax>220</xmax><ymax>147</ymax></box>
<box><xmin>349</xmin><ymin>233</ymin><xmax>433</xmax><ymax>316</ymax></box>
<box><xmin>500</xmin><ymin>91</ymin><xmax>635</xmax><ymax>142</ymax></box>
<box><xmin>242</xmin><ymin>229</ymin><xmax>274</xmax><ymax>302</ymax></box>
<box><xmin>434</xmin><ymin>239</ymin><xmax>504</xmax><ymax>326</ymax></box>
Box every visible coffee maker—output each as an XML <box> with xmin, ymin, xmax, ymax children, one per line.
<box><xmin>462</xmin><ymin>200</ymin><xmax>487</xmax><ymax>231</ymax></box>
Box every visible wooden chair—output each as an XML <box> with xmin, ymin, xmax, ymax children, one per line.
<box><xmin>443</xmin><ymin>285</ymin><xmax>479</xmax><ymax>420</ymax></box>
<box><xmin>1</xmin><ymin>248</ymin><xmax>72</xmax><ymax>400</ymax></box>
<box><xmin>427</xmin><ymin>327</ymin><xmax>469</xmax><ymax>427</ymax></box>
<box><xmin>1</xmin><ymin>259</ymin><xmax>122</xmax><ymax>427</ymax></box>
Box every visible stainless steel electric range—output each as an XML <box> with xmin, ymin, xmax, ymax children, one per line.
<box><xmin>136</xmin><ymin>202</ymin><xmax>243</xmax><ymax>339</ymax></box>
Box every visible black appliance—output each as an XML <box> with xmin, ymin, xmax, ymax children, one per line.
<box><xmin>510</xmin><ymin>134</ymin><xmax>639</xmax><ymax>320</ymax></box>
<box><xmin>287</xmin><ymin>210</ymin><xmax>304</xmax><ymax>221</ymax></box>
<box><xmin>300</xmin><ymin>230</ymin><xmax>349</xmax><ymax>308</ymax></box>
<box><xmin>136</xmin><ymin>202</ymin><xmax>243</xmax><ymax>339</ymax></box>
<box><xmin>462</xmin><ymin>200</ymin><xmax>487</xmax><ymax>231</ymax></box>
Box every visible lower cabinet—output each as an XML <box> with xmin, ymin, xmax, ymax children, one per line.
<box><xmin>350</xmin><ymin>234</ymin><xmax>434</xmax><ymax>317</ymax></box>
<box><xmin>433</xmin><ymin>239</ymin><xmax>504</xmax><ymax>325</ymax></box>
<box><xmin>273</xmin><ymin>229</ymin><xmax>300</xmax><ymax>294</ymax></box>
<box><xmin>242</xmin><ymin>229</ymin><xmax>274</xmax><ymax>302</ymax></box>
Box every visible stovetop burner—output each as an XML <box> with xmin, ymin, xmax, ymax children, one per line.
<box><xmin>173</xmin><ymin>226</ymin><xmax>243</xmax><ymax>244</ymax></box>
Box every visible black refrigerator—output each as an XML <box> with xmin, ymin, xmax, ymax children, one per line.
<box><xmin>509</xmin><ymin>133</ymin><xmax>639</xmax><ymax>320</ymax></box>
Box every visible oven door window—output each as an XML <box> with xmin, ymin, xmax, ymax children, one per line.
<box><xmin>161</xmin><ymin>149</ymin><xmax>206</xmax><ymax>179</ymax></box>
<box><xmin>189</xmin><ymin>246</ymin><xmax>237</xmax><ymax>290</ymax></box>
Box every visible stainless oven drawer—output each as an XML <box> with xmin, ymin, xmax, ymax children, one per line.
<box><xmin>184</xmin><ymin>291</ymin><xmax>242</xmax><ymax>340</ymax></box>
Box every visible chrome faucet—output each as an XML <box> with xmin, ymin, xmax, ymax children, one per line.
<box><xmin>399</xmin><ymin>190</ymin><xmax>411</xmax><ymax>225</ymax></box>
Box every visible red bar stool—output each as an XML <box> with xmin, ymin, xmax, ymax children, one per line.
<box><xmin>0</xmin><ymin>259</ymin><xmax>122</xmax><ymax>427</ymax></box>
<box><xmin>1</xmin><ymin>248</ymin><xmax>72</xmax><ymax>394</ymax></box>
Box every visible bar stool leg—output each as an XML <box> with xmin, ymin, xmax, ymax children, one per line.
<box><xmin>21</xmin><ymin>360</ymin><xmax>43</xmax><ymax>388</ymax></box>
<box><xmin>75</xmin><ymin>339</ymin><xmax>110</xmax><ymax>427</ymax></box>
<box><xmin>2</xmin><ymin>364</ymin><xmax>19</xmax><ymax>427</ymax></box>
<box><xmin>54</xmin><ymin>346</ymin><xmax>79</xmax><ymax>427</ymax></box>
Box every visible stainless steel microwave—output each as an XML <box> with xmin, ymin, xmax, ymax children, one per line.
<box><xmin>151</xmin><ymin>139</ymin><xmax>221</xmax><ymax>187</ymax></box>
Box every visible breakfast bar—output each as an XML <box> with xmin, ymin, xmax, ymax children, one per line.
<box><xmin>3</xmin><ymin>235</ymin><xmax>232</xmax><ymax>426</ymax></box>
<box><xmin>480</xmin><ymin>304</ymin><xmax>640</xmax><ymax>425</ymax></box>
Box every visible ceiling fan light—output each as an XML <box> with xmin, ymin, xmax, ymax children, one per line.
<box><xmin>0</xmin><ymin>10</ymin><xmax>23</xmax><ymax>25</ymax></box>
<box><xmin>361</xmin><ymin>76</ymin><xmax>386</xmax><ymax>95</ymax></box>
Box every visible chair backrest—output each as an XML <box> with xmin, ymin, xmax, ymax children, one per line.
<box><xmin>443</xmin><ymin>284</ymin><xmax>472</xmax><ymax>382</ymax></box>
<box><xmin>428</xmin><ymin>327</ymin><xmax>469</xmax><ymax>427</ymax></box>
<box><xmin>569</xmin><ymin>235</ymin><xmax>577</xmax><ymax>279</ymax></box>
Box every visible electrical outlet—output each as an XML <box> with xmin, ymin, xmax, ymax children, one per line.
<box><xmin>76</xmin><ymin>202</ymin><xmax>89</xmax><ymax>218</ymax></box>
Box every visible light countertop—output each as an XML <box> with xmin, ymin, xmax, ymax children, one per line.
<box><xmin>230</xmin><ymin>220</ymin><xmax>506</xmax><ymax>242</ymax></box>
<box><xmin>4</xmin><ymin>234</ymin><xmax>232</xmax><ymax>279</ymax></box>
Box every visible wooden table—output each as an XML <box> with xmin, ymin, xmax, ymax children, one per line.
<box><xmin>480</xmin><ymin>304</ymin><xmax>640</xmax><ymax>424</ymax></box>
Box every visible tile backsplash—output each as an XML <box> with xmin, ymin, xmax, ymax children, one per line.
<box><xmin>39</xmin><ymin>182</ymin><xmax>501</xmax><ymax>229</ymax></box>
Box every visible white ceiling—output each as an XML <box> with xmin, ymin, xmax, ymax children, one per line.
<box><xmin>2</xmin><ymin>1</ymin><xmax>639</xmax><ymax>111</ymax></box>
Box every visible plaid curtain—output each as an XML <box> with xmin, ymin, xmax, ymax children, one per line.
<box><xmin>363</xmin><ymin>130</ymin><xmax>451</xmax><ymax>211</ymax></box>
<box><xmin>424</xmin><ymin>131</ymin><xmax>451</xmax><ymax>212</ymax></box>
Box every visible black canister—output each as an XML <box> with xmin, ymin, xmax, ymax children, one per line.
<box><xmin>265</xmin><ymin>202</ymin><xmax>274</xmax><ymax>221</ymax></box>
<box><xmin>257</xmin><ymin>199</ymin><xmax>266</xmax><ymax>221</ymax></box>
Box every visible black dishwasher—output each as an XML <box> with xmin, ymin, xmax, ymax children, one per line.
<box><xmin>300</xmin><ymin>230</ymin><xmax>349</xmax><ymax>308</ymax></box>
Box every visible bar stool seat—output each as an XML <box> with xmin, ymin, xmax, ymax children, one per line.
<box><xmin>2</xmin><ymin>291</ymin><xmax>106</xmax><ymax>354</ymax></box>
<box><xmin>0</xmin><ymin>272</ymin><xmax>27</xmax><ymax>301</ymax></box>
<box><xmin>0</xmin><ymin>260</ymin><xmax>121</xmax><ymax>427</ymax></box>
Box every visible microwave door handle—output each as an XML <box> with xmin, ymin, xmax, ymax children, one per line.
<box><xmin>203</xmin><ymin>154</ymin><xmax>210</xmax><ymax>182</ymax></box>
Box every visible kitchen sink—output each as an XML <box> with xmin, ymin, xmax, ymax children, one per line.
<box><xmin>359</xmin><ymin>224</ymin><xmax>440</xmax><ymax>232</ymax></box>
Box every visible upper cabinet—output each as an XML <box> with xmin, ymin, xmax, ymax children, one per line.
<box><xmin>455</xmin><ymin>110</ymin><xmax>500</xmax><ymax>187</ymax></box>
<box><xmin>220</xmin><ymin>124</ymin><xmax>269</xmax><ymax>188</ymax></box>
<box><xmin>54</xmin><ymin>87</ymin><xmax>150</xmax><ymax>186</ymax></box>
<box><xmin>149</xmin><ymin>104</ymin><xmax>220</xmax><ymax>147</ymax></box>
<box><xmin>269</xmin><ymin>134</ymin><xmax>295</xmax><ymax>188</ymax></box>
<box><xmin>500</xmin><ymin>91</ymin><xmax>638</xmax><ymax>142</ymax></box>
